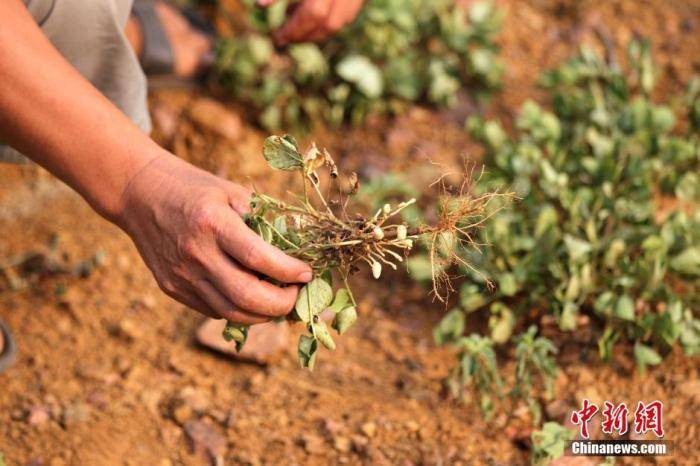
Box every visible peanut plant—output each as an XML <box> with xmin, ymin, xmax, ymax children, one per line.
<box><xmin>368</xmin><ymin>39</ymin><xmax>700</xmax><ymax>420</ymax></box>
<box><xmin>224</xmin><ymin>135</ymin><xmax>509</xmax><ymax>369</ymax></box>
<box><xmin>216</xmin><ymin>0</ymin><xmax>502</xmax><ymax>130</ymax></box>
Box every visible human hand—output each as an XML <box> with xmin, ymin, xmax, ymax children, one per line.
<box><xmin>257</xmin><ymin>0</ymin><xmax>364</xmax><ymax>45</ymax></box>
<box><xmin>116</xmin><ymin>153</ymin><xmax>313</xmax><ymax>324</ymax></box>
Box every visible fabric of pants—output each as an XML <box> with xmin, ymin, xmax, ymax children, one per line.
<box><xmin>0</xmin><ymin>0</ymin><xmax>151</xmax><ymax>163</ymax></box>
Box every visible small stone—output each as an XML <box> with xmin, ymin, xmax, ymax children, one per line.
<box><xmin>140</xmin><ymin>294</ymin><xmax>157</xmax><ymax>310</ymax></box>
<box><xmin>323</xmin><ymin>418</ymin><xmax>344</xmax><ymax>435</ymax></box>
<box><xmin>196</xmin><ymin>319</ymin><xmax>289</xmax><ymax>365</ymax></box>
<box><xmin>27</xmin><ymin>406</ymin><xmax>50</xmax><ymax>426</ymax></box>
<box><xmin>183</xmin><ymin>420</ymin><xmax>227</xmax><ymax>462</ymax></box>
<box><xmin>298</xmin><ymin>433</ymin><xmax>325</xmax><ymax>454</ymax></box>
<box><xmin>351</xmin><ymin>435</ymin><xmax>369</xmax><ymax>455</ymax></box>
<box><xmin>49</xmin><ymin>459</ymin><xmax>66</xmax><ymax>466</ymax></box>
<box><xmin>114</xmin><ymin>318</ymin><xmax>143</xmax><ymax>341</ymax></box>
<box><xmin>26</xmin><ymin>458</ymin><xmax>45</xmax><ymax>466</ymax></box>
<box><xmin>360</xmin><ymin>421</ymin><xmax>376</xmax><ymax>438</ymax></box>
<box><xmin>333</xmin><ymin>436</ymin><xmax>351</xmax><ymax>453</ymax></box>
<box><xmin>172</xmin><ymin>405</ymin><xmax>193</xmax><ymax>425</ymax></box>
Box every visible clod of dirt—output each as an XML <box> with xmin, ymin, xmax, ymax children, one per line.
<box><xmin>298</xmin><ymin>433</ymin><xmax>325</xmax><ymax>454</ymax></box>
<box><xmin>187</xmin><ymin>98</ymin><xmax>242</xmax><ymax>141</ymax></box>
<box><xmin>171</xmin><ymin>404</ymin><xmax>193</xmax><ymax>425</ymax></box>
<box><xmin>333</xmin><ymin>436</ymin><xmax>351</xmax><ymax>453</ymax></box>
<box><xmin>111</xmin><ymin>318</ymin><xmax>144</xmax><ymax>342</ymax></box>
<box><xmin>26</xmin><ymin>405</ymin><xmax>50</xmax><ymax>426</ymax></box>
<box><xmin>322</xmin><ymin>418</ymin><xmax>345</xmax><ymax>435</ymax></box>
<box><xmin>183</xmin><ymin>420</ymin><xmax>227</xmax><ymax>464</ymax></box>
<box><xmin>360</xmin><ymin>421</ymin><xmax>377</xmax><ymax>438</ymax></box>
<box><xmin>196</xmin><ymin>319</ymin><xmax>289</xmax><ymax>365</ymax></box>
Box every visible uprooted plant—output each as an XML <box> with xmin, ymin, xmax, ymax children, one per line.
<box><xmin>223</xmin><ymin>134</ymin><xmax>511</xmax><ymax>369</ymax></box>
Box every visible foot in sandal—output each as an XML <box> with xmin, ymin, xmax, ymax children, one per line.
<box><xmin>0</xmin><ymin>319</ymin><xmax>17</xmax><ymax>374</ymax></box>
<box><xmin>126</xmin><ymin>1</ymin><xmax>214</xmax><ymax>79</ymax></box>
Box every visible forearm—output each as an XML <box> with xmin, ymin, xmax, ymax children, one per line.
<box><xmin>0</xmin><ymin>0</ymin><xmax>164</xmax><ymax>221</ymax></box>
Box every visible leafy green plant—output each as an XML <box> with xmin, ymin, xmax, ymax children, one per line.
<box><xmin>434</xmin><ymin>313</ymin><xmax>503</xmax><ymax>418</ymax></box>
<box><xmin>512</xmin><ymin>326</ymin><xmax>558</xmax><ymax>425</ymax></box>
<box><xmin>457</xmin><ymin>40</ymin><xmax>700</xmax><ymax>361</ymax></box>
<box><xmin>408</xmin><ymin>39</ymin><xmax>700</xmax><ymax>419</ymax></box>
<box><xmin>216</xmin><ymin>0</ymin><xmax>502</xmax><ymax>130</ymax></box>
<box><xmin>530</xmin><ymin>422</ymin><xmax>572</xmax><ymax>466</ymax></box>
<box><xmin>223</xmin><ymin>135</ymin><xmax>507</xmax><ymax>369</ymax></box>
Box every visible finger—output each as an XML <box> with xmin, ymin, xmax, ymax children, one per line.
<box><xmin>256</xmin><ymin>0</ymin><xmax>277</xmax><ymax>6</ymax></box>
<box><xmin>325</xmin><ymin>0</ymin><xmax>362</xmax><ymax>33</ymax></box>
<box><xmin>274</xmin><ymin>0</ymin><xmax>332</xmax><ymax>45</ymax></box>
<box><xmin>217</xmin><ymin>212</ymin><xmax>313</xmax><ymax>284</ymax></box>
<box><xmin>227</xmin><ymin>183</ymin><xmax>254</xmax><ymax>216</ymax></box>
<box><xmin>194</xmin><ymin>278</ymin><xmax>272</xmax><ymax>325</ymax></box>
<box><xmin>177</xmin><ymin>292</ymin><xmax>220</xmax><ymax>319</ymax></box>
<box><xmin>205</xmin><ymin>251</ymin><xmax>300</xmax><ymax>316</ymax></box>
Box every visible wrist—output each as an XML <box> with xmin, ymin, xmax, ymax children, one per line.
<box><xmin>93</xmin><ymin>144</ymin><xmax>167</xmax><ymax>225</ymax></box>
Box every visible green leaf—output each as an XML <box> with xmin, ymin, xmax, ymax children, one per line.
<box><xmin>564</xmin><ymin>235</ymin><xmax>592</xmax><ymax>262</ymax></box>
<box><xmin>289</xmin><ymin>43</ymin><xmax>328</xmax><ymax>82</ymax></box>
<box><xmin>328</xmin><ymin>288</ymin><xmax>351</xmax><ymax>314</ymax></box>
<box><xmin>298</xmin><ymin>335</ymin><xmax>319</xmax><ymax>370</ymax></box>
<box><xmin>312</xmin><ymin>321</ymin><xmax>336</xmax><ymax>350</ymax></box>
<box><xmin>434</xmin><ymin>309</ymin><xmax>465</xmax><ymax>345</ymax></box>
<box><xmin>295</xmin><ymin>278</ymin><xmax>333</xmax><ymax>323</ymax></box>
<box><xmin>332</xmin><ymin>306</ymin><xmax>357</xmax><ymax>335</ymax></box>
<box><xmin>336</xmin><ymin>55</ymin><xmax>383</xmax><ymax>98</ymax></box>
<box><xmin>633</xmin><ymin>342</ymin><xmax>662</xmax><ymax>373</ymax></box>
<box><xmin>669</xmin><ymin>247</ymin><xmax>700</xmax><ymax>276</ymax></box>
<box><xmin>614</xmin><ymin>295</ymin><xmax>635</xmax><ymax>321</ymax></box>
<box><xmin>531</xmin><ymin>422</ymin><xmax>572</xmax><ymax>466</ymax></box>
<box><xmin>498</xmin><ymin>272</ymin><xmax>518</xmax><ymax>296</ymax></box>
<box><xmin>406</xmin><ymin>254</ymin><xmax>435</xmax><ymax>282</ymax></box>
<box><xmin>488</xmin><ymin>302</ymin><xmax>515</xmax><ymax>344</ymax></box>
<box><xmin>222</xmin><ymin>322</ymin><xmax>249</xmax><ymax>352</ymax></box>
<box><xmin>460</xmin><ymin>283</ymin><xmax>487</xmax><ymax>312</ymax></box>
<box><xmin>263</xmin><ymin>135</ymin><xmax>303</xmax><ymax>170</ymax></box>
<box><xmin>598</xmin><ymin>327</ymin><xmax>619</xmax><ymax>361</ymax></box>
<box><xmin>676</xmin><ymin>173</ymin><xmax>700</xmax><ymax>202</ymax></box>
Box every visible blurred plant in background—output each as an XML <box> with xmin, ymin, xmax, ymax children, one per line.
<box><xmin>370</xmin><ymin>40</ymin><xmax>699</xmax><ymax>419</ymax></box>
<box><xmin>215</xmin><ymin>0</ymin><xmax>502</xmax><ymax>130</ymax></box>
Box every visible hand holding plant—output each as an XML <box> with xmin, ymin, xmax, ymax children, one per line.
<box><xmin>223</xmin><ymin>135</ymin><xmax>510</xmax><ymax>369</ymax></box>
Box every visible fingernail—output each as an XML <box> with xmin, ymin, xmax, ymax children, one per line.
<box><xmin>297</xmin><ymin>271</ymin><xmax>313</xmax><ymax>282</ymax></box>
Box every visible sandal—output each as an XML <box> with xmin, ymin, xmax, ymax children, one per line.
<box><xmin>0</xmin><ymin>319</ymin><xmax>17</xmax><ymax>374</ymax></box>
<box><xmin>131</xmin><ymin>0</ymin><xmax>216</xmax><ymax>88</ymax></box>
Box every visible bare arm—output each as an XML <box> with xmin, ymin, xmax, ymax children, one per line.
<box><xmin>0</xmin><ymin>0</ymin><xmax>312</xmax><ymax>323</ymax></box>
